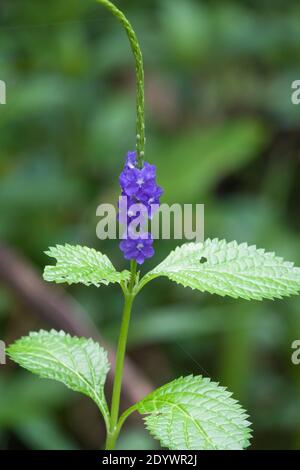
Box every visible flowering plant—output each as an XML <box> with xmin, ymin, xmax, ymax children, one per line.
<box><xmin>7</xmin><ymin>0</ymin><xmax>300</xmax><ymax>451</ymax></box>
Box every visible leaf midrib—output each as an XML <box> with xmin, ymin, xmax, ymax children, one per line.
<box><xmin>144</xmin><ymin>398</ymin><xmax>218</xmax><ymax>450</ymax></box>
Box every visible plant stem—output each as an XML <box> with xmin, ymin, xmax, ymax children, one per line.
<box><xmin>96</xmin><ymin>1</ymin><xmax>146</xmax><ymax>449</ymax></box>
<box><xmin>96</xmin><ymin>0</ymin><xmax>145</xmax><ymax>166</ymax></box>
<box><xmin>129</xmin><ymin>260</ymin><xmax>137</xmax><ymax>289</ymax></box>
<box><xmin>105</xmin><ymin>264</ymin><xmax>137</xmax><ymax>450</ymax></box>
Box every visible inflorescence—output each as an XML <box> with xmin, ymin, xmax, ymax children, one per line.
<box><xmin>118</xmin><ymin>151</ymin><xmax>163</xmax><ymax>264</ymax></box>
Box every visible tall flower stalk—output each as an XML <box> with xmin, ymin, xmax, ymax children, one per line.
<box><xmin>95</xmin><ymin>0</ymin><xmax>161</xmax><ymax>449</ymax></box>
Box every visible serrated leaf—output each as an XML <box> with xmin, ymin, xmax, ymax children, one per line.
<box><xmin>43</xmin><ymin>244</ymin><xmax>130</xmax><ymax>286</ymax></box>
<box><xmin>7</xmin><ymin>330</ymin><xmax>110</xmax><ymax>428</ymax></box>
<box><xmin>136</xmin><ymin>375</ymin><xmax>251</xmax><ymax>450</ymax></box>
<box><xmin>139</xmin><ymin>239</ymin><xmax>300</xmax><ymax>300</ymax></box>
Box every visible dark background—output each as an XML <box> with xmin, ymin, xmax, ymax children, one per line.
<box><xmin>0</xmin><ymin>0</ymin><xmax>300</xmax><ymax>450</ymax></box>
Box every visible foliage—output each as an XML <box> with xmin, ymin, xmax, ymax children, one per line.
<box><xmin>43</xmin><ymin>244</ymin><xmax>130</xmax><ymax>286</ymax></box>
<box><xmin>7</xmin><ymin>330</ymin><xmax>110</xmax><ymax>427</ymax></box>
<box><xmin>140</xmin><ymin>239</ymin><xmax>300</xmax><ymax>300</ymax></box>
<box><xmin>8</xmin><ymin>233</ymin><xmax>300</xmax><ymax>449</ymax></box>
<box><xmin>135</xmin><ymin>375</ymin><xmax>251</xmax><ymax>450</ymax></box>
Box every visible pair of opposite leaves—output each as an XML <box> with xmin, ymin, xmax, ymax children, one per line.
<box><xmin>8</xmin><ymin>239</ymin><xmax>300</xmax><ymax>450</ymax></box>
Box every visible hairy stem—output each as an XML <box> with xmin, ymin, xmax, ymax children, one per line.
<box><xmin>96</xmin><ymin>0</ymin><xmax>145</xmax><ymax>166</ymax></box>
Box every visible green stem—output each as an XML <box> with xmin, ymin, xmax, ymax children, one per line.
<box><xmin>115</xmin><ymin>404</ymin><xmax>137</xmax><ymax>439</ymax></box>
<box><xmin>96</xmin><ymin>0</ymin><xmax>145</xmax><ymax>166</ymax></box>
<box><xmin>96</xmin><ymin>0</ymin><xmax>146</xmax><ymax>449</ymax></box>
<box><xmin>105</xmin><ymin>264</ymin><xmax>137</xmax><ymax>450</ymax></box>
<box><xmin>129</xmin><ymin>260</ymin><xmax>137</xmax><ymax>289</ymax></box>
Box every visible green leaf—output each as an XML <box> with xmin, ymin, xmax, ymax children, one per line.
<box><xmin>136</xmin><ymin>375</ymin><xmax>251</xmax><ymax>450</ymax></box>
<box><xmin>139</xmin><ymin>238</ymin><xmax>300</xmax><ymax>301</ymax></box>
<box><xmin>43</xmin><ymin>244</ymin><xmax>130</xmax><ymax>286</ymax></box>
<box><xmin>7</xmin><ymin>330</ymin><xmax>110</xmax><ymax>428</ymax></box>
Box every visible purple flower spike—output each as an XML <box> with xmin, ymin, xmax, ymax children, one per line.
<box><xmin>119</xmin><ymin>235</ymin><xmax>154</xmax><ymax>265</ymax></box>
<box><xmin>118</xmin><ymin>151</ymin><xmax>163</xmax><ymax>264</ymax></box>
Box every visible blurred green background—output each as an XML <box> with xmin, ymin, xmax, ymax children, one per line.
<box><xmin>1</xmin><ymin>0</ymin><xmax>300</xmax><ymax>450</ymax></box>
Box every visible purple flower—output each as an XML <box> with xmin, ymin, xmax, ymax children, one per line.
<box><xmin>125</xmin><ymin>151</ymin><xmax>137</xmax><ymax>169</ymax></box>
<box><xmin>138</xmin><ymin>184</ymin><xmax>164</xmax><ymax>218</ymax></box>
<box><xmin>118</xmin><ymin>194</ymin><xmax>148</xmax><ymax>225</ymax></box>
<box><xmin>119</xmin><ymin>234</ymin><xmax>154</xmax><ymax>265</ymax></box>
<box><xmin>119</xmin><ymin>162</ymin><xmax>156</xmax><ymax>198</ymax></box>
<box><xmin>118</xmin><ymin>150</ymin><xmax>163</xmax><ymax>264</ymax></box>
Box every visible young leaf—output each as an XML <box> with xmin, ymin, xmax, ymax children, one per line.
<box><xmin>43</xmin><ymin>244</ymin><xmax>130</xmax><ymax>286</ymax></box>
<box><xmin>139</xmin><ymin>238</ymin><xmax>300</xmax><ymax>300</ymax></box>
<box><xmin>135</xmin><ymin>375</ymin><xmax>251</xmax><ymax>450</ymax></box>
<box><xmin>7</xmin><ymin>330</ymin><xmax>110</xmax><ymax>428</ymax></box>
